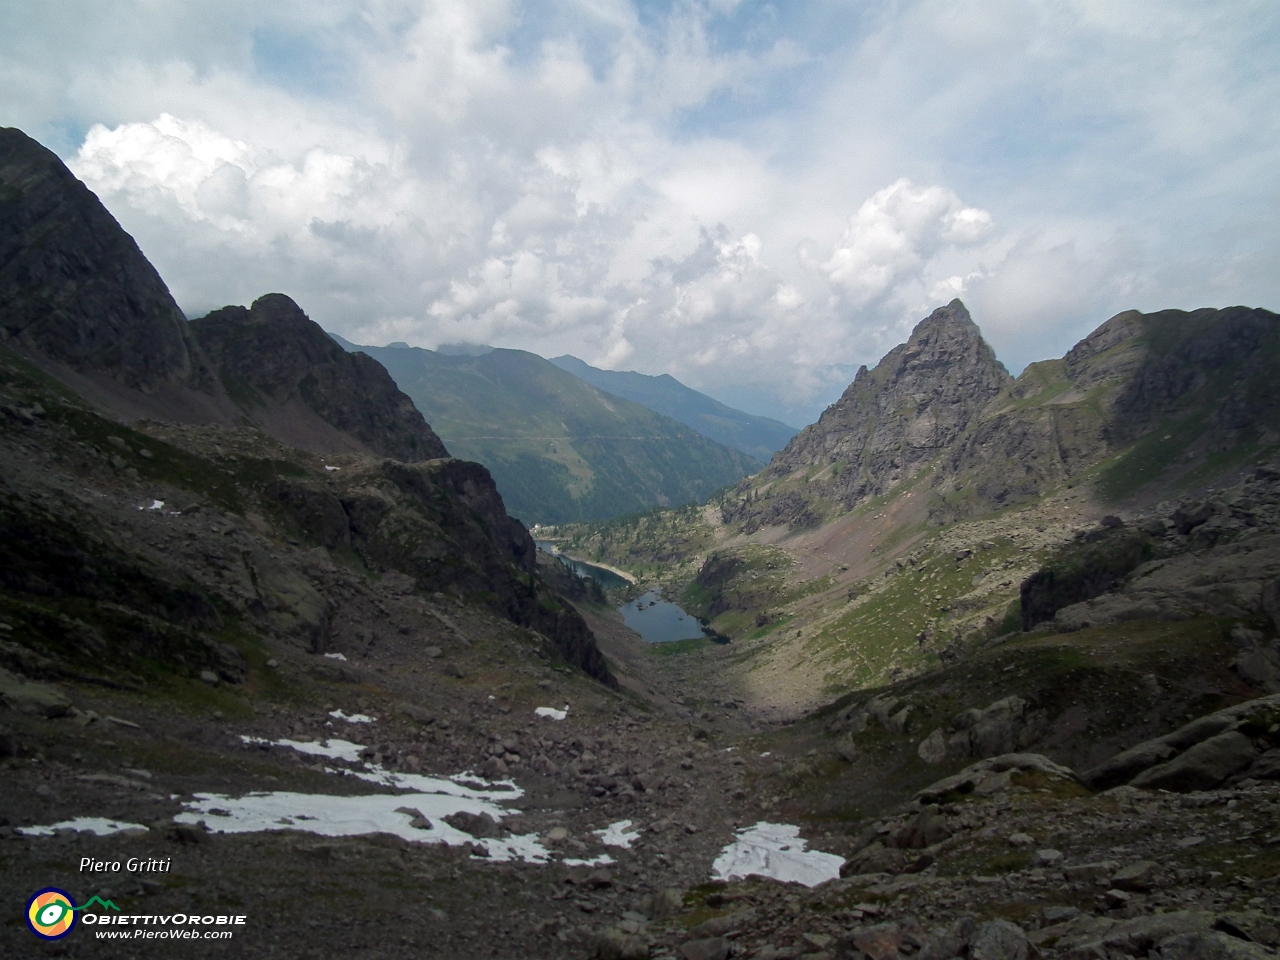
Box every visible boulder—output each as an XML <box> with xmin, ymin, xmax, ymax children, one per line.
<box><xmin>1160</xmin><ymin>932</ymin><xmax>1274</xmax><ymax>960</ymax></box>
<box><xmin>0</xmin><ymin>668</ymin><xmax>71</xmax><ymax>718</ymax></box>
<box><xmin>442</xmin><ymin>811</ymin><xmax>501</xmax><ymax>838</ymax></box>
<box><xmin>1263</xmin><ymin>576</ymin><xmax>1280</xmax><ymax>633</ymax></box>
<box><xmin>915</xmin><ymin>753</ymin><xmax>1079</xmax><ymax>804</ymax></box>
<box><xmin>679</xmin><ymin>937</ymin><xmax>728</xmax><ymax>960</ymax></box>
<box><xmin>919</xmin><ymin>917</ymin><xmax>976</xmax><ymax>960</ymax></box>
<box><xmin>1084</xmin><ymin>693</ymin><xmax>1280</xmax><ymax>789</ymax></box>
<box><xmin>895</xmin><ymin>805</ymin><xmax>950</xmax><ymax>850</ymax></box>
<box><xmin>593</xmin><ymin>928</ymin><xmax>648</xmax><ymax>960</ymax></box>
<box><xmin>1110</xmin><ymin>860</ymin><xmax>1158</xmax><ymax>892</ymax></box>
<box><xmin>969</xmin><ymin>920</ymin><xmax>1029</xmax><ymax>960</ymax></box>
<box><xmin>1129</xmin><ymin>731</ymin><xmax>1258</xmax><ymax>792</ymax></box>
<box><xmin>918</xmin><ymin>728</ymin><xmax>948</xmax><ymax>764</ymax></box>
<box><xmin>852</xmin><ymin>922</ymin><xmax>905</xmax><ymax>960</ymax></box>
<box><xmin>947</xmin><ymin>696</ymin><xmax>1047</xmax><ymax>760</ymax></box>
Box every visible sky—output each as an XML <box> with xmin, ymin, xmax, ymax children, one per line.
<box><xmin>3</xmin><ymin>1</ymin><xmax>1278</xmax><ymax>427</ymax></box>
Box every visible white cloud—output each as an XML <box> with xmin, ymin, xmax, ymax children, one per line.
<box><xmin>3</xmin><ymin>0</ymin><xmax>1277</xmax><ymax>425</ymax></box>
<box><xmin>818</xmin><ymin>179</ymin><xmax>994</xmax><ymax>310</ymax></box>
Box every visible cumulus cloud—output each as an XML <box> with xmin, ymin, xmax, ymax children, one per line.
<box><xmin>4</xmin><ymin>0</ymin><xmax>1277</xmax><ymax>425</ymax></box>
<box><xmin>818</xmin><ymin>179</ymin><xmax>994</xmax><ymax>310</ymax></box>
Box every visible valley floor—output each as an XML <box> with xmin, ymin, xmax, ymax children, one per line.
<box><xmin>4</xmin><ymin>591</ymin><xmax>1279</xmax><ymax>959</ymax></box>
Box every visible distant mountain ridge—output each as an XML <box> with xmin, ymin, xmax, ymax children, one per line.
<box><xmin>548</xmin><ymin>355</ymin><xmax>798</xmax><ymax>462</ymax></box>
<box><xmin>330</xmin><ymin>337</ymin><xmax>761</xmax><ymax>525</ymax></box>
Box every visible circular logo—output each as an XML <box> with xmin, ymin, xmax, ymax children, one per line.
<box><xmin>27</xmin><ymin>888</ymin><xmax>77</xmax><ymax>940</ymax></box>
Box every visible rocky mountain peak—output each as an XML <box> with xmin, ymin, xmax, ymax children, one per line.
<box><xmin>750</xmin><ymin>300</ymin><xmax>1011</xmax><ymax>516</ymax></box>
<box><xmin>0</xmin><ymin>126</ymin><xmax>200</xmax><ymax>394</ymax></box>
<box><xmin>191</xmin><ymin>294</ymin><xmax>449</xmax><ymax>463</ymax></box>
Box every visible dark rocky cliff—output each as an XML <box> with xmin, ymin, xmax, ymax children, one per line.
<box><xmin>192</xmin><ymin>294</ymin><xmax>449</xmax><ymax>463</ymax></box>
<box><xmin>0</xmin><ymin>127</ymin><xmax>217</xmax><ymax>399</ymax></box>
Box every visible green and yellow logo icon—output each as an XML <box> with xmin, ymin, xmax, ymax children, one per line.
<box><xmin>27</xmin><ymin>888</ymin><xmax>77</xmax><ymax>940</ymax></box>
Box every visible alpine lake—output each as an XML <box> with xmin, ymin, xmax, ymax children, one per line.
<box><xmin>535</xmin><ymin>541</ymin><xmax>712</xmax><ymax>643</ymax></box>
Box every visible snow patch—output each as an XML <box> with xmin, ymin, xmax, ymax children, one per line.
<box><xmin>711</xmin><ymin>822</ymin><xmax>844</xmax><ymax>888</ymax></box>
<box><xmin>535</xmin><ymin>706</ymin><xmax>568</xmax><ymax>721</ymax></box>
<box><xmin>562</xmin><ymin>854</ymin><xmax>615</xmax><ymax>867</ymax></box>
<box><xmin>595</xmin><ymin>820</ymin><xmax>639</xmax><ymax>848</ymax></box>
<box><xmin>19</xmin><ymin>817</ymin><xmax>149</xmax><ymax>837</ymax></box>
<box><xmin>323</xmin><ymin>652</ymin><xmax>347</xmax><ymax>661</ymax></box>
<box><xmin>328</xmin><ymin>709</ymin><xmax>375</xmax><ymax>724</ymax></box>
<box><xmin>240</xmin><ymin>735</ymin><xmax>365</xmax><ymax>763</ymax></box>
<box><xmin>176</xmin><ymin>791</ymin><xmax>549</xmax><ymax>862</ymax></box>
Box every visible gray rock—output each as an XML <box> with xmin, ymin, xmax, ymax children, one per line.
<box><xmin>969</xmin><ymin>919</ymin><xmax>1028</xmax><ymax>960</ymax></box>
<box><xmin>852</xmin><ymin>922</ymin><xmax>905</xmax><ymax>960</ymax></box>
<box><xmin>895</xmin><ymin>805</ymin><xmax>950</xmax><ymax>849</ymax></box>
<box><xmin>915</xmin><ymin>753</ymin><xmax>1078</xmax><ymax>804</ymax></box>
<box><xmin>1159</xmin><ymin>932</ymin><xmax>1274</xmax><ymax>960</ymax></box>
<box><xmin>594</xmin><ymin>927</ymin><xmax>649</xmax><ymax>960</ymax></box>
<box><xmin>919</xmin><ymin>917</ymin><xmax>976</xmax><ymax>960</ymax></box>
<box><xmin>1100</xmin><ymin>910</ymin><xmax>1215</xmax><ymax>955</ymax></box>
<box><xmin>1063</xmin><ymin>861</ymin><xmax>1117</xmax><ymax>882</ymax></box>
<box><xmin>918</xmin><ymin>728</ymin><xmax>948</xmax><ymax>764</ymax></box>
<box><xmin>680</xmin><ymin>936</ymin><xmax>729</xmax><ymax>960</ymax></box>
<box><xmin>1085</xmin><ymin>694</ymin><xmax>1280</xmax><ymax>789</ymax></box>
<box><xmin>689</xmin><ymin>909</ymin><xmax>754</xmax><ymax>938</ymax></box>
<box><xmin>1130</xmin><ymin>731</ymin><xmax>1257</xmax><ymax>792</ymax></box>
<box><xmin>1110</xmin><ymin>860</ymin><xmax>1157</xmax><ymax>892</ymax></box>
<box><xmin>1263</xmin><ymin>575</ymin><xmax>1280</xmax><ymax>633</ymax></box>
<box><xmin>1033</xmin><ymin>849</ymin><xmax>1063</xmax><ymax>867</ymax></box>
<box><xmin>834</xmin><ymin>734</ymin><xmax>859</xmax><ymax>763</ymax></box>
<box><xmin>199</xmin><ymin>670</ymin><xmax>220</xmax><ymax>685</ymax></box>
<box><xmin>442</xmin><ymin>811</ymin><xmax>501</xmax><ymax>838</ymax></box>
<box><xmin>1240</xmin><ymin>747</ymin><xmax>1280</xmax><ymax>781</ymax></box>
<box><xmin>0</xmin><ymin>668</ymin><xmax>72</xmax><ymax>717</ymax></box>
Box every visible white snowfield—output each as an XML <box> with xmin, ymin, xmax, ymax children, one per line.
<box><xmin>711</xmin><ymin>822</ymin><xmax>844</xmax><ymax>888</ymax></box>
<box><xmin>18</xmin><ymin>817</ymin><xmax>149</xmax><ymax>837</ymax></box>
<box><xmin>176</xmin><ymin>790</ymin><xmax>550</xmax><ymax>863</ymax></box>
<box><xmin>535</xmin><ymin>705</ymin><xmax>568</xmax><ymax>721</ymax></box>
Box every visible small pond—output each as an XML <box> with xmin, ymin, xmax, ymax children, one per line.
<box><xmin>617</xmin><ymin>589</ymin><xmax>708</xmax><ymax>643</ymax></box>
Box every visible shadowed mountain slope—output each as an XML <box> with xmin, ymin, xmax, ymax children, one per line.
<box><xmin>192</xmin><ymin>295</ymin><xmax>448</xmax><ymax>463</ymax></box>
<box><xmin>0</xmin><ymin>125</ymin><xmax>614</xmax><ymax>686</ymax></box>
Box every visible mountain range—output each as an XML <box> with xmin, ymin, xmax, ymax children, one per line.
<box><xmin>548</xmin><ymin>354</ymin><xmax>798</xmax><ymax>462</ymax></box>
<box><xmin>329</xmin><ymin>337</ymin><xmax>762</xmax><ymax>526</ymax></box>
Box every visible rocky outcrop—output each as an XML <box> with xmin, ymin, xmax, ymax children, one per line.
<box><xmin>332</xmin><ymin>457</ymin><xmax>614</xmax><ymax>685</ymax></box>
<box><xmin>0</xmin><ymin>127</ymin><xmax>206</xmax><ymax>395</ymax></box>
<box><xmin>1019</xmin><ymin>524</ymin><xmax>1154</xmax><ymax>630</ymax></box>
<box><xmin>1083</xmin><ymin>694</ymin><xmax>1280</xmax><ymax>791</ymax></box>
<box><xmin>192</xmin><ymin>294</ymin><xmax>449</xmax><ymax>463</ymax></box>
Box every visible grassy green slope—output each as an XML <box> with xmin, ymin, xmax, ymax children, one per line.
<box><xmin>548</xmin><ymin>354</ymin><xmax>798</xmax><ymax>462</ymax></box>
<box><xmin>347</xmin><ymin>344</ymin><xmax>762</xmax><ymax>525</ymax></box>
